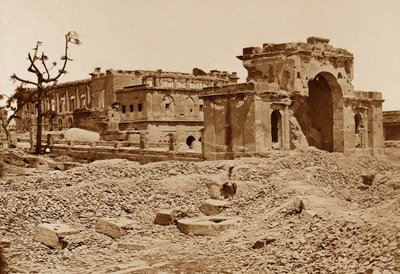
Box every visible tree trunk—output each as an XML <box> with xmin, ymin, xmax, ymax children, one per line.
<box><xmin>1</xmin><ymin>123</ymin><xmax>11</xmax><ymax>148</ymax></box>
<box><xmin>35</xmin><ymin>102</ymin><xmax>43</xmax><ymax>154</ymax></box>
<box><xmin>5</xmin><ymin>128</ymin><xmax>12</xmax><ymax>148</ymax></box>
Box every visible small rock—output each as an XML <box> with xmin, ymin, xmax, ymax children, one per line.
<box><xmin>360</xmin><ymin>174</ymin><xmax>375</xmax><ymax>186</ymax></box>
<box><xmin>252</xmin><ymin>237</ymin><xmax>277</xmax><ymax>249</ymax></box>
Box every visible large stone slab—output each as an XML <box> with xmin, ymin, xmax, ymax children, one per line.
<box><xmin>199</xmin><ymin>199</ymin><xmax>229</xmax><ymax>216</ymax></box>
<box><xmin>96</xmin><ymin>217</ymin><xmax>135</xmax><ymax>239</ymax></box>
<box><xmin>34</xmin><ymin>223</ymin><xmax>79</xmax><ymax>249</ymax></box>
<box><xmin>177</xmin><ymin>216</ymin><xmax>241</xmax><ymax>236</ymax></box>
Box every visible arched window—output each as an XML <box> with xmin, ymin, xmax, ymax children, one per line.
<box><xmin>161</xmin><ymin>95</ymin><xmax>175</xmax><ymax>117</ymax></box>
<box><xmin>184</xmin><ymin>97</ymin><xmax>195</xmax><ymax>118</ymax></box>
<box><xmin>186</xmin><ymin>135</ymin><xmax>196</xmax><ymax>148</ymax></box>
<box><xmin>67</xmin><ymin>118</ymin><xmax>73</xmax><ymax>128</ymax></box>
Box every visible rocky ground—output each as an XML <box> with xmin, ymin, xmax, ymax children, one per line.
<box><xmin>0</xmin><ymin>148</ymin><xmax>399</xmax><ymax>273</ymax></box>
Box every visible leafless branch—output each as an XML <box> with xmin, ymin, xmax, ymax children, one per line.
<box><xmin>10</xmin><ymin>74</ymin><xmax>39</xmax><ymax>88</ymax></box>
<box><xmin>41</xmin><ymin>53</ymin><xmax>50</xmax><ymax>79</ymax></box>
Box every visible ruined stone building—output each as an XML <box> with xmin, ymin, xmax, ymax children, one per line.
<box><xmin>17</xmin><ymin>68</ymin><xmax>238</xmax><ymax>148</ymax></box>
<box><xmin>114</xmin><ymin>69</ymin><xmax>239</xmax><ymax>147</ymax></box>
<box><xmin>383</xmin><ymin>111</ymin><xmax>400</xmax><ymax>141</ymax></box>
<box><xmin>201</xmin><ymin>37</ymin><xmax>385</xmax><ymax>160</ymax></box>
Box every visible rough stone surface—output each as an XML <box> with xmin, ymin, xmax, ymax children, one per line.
<box><xmin>117</xmin><ymin>240</ymin><xmax>171</xmax><ymax>251</ymax></box>
<box><xmin>95</xmin><ymin>218</ymin><xmax>135</xmax><ymax>239</ymax></box>
<box><xmin>0</xmin><ymin>149</ymin><xmax>399</xmax><ymax>273</ymax></box>
<box><xmin>199</xmin><ymin>199</ymin><xmax>229</xmax><ymax>216</ymax></box>
<box><xmin>107</xmin><ymin>260</ymin><xmax>149</xmax><ymax>274</ymax></box>
<box><xmin>34</xmin><ymin>223</ymin><xmax>79</xmax><ymax>249</ymax></box>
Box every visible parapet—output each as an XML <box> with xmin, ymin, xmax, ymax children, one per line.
<box><xmin>91</xmin><ymin>67</ymin><xmax>238</xmax><ymax>82</ymax></box>
<box><xmin>238</xmin><ymin>36</ymin><xmax>353</xmax><ymax>61</ymax></box>
<box><xmin>383</xmin><ymin>111</ymin><xmax>400</xmax><ymax>124</ymax></box>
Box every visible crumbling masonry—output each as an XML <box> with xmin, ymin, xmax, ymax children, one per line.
<box><xmin>201</xmin><ymin>37</ymin><xmax>384</xmax><ymax>160</ymax></box>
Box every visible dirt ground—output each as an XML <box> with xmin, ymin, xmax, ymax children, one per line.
<box><xmin>0</xmin><ymin>148</ymin><xmax>399</xmax><ymax>273</ymax></box>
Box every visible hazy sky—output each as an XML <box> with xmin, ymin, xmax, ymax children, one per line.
<box><xmin>1</xmin><ymin>0</ymin><xmax>399</xmax><ymax>110</ymax></box>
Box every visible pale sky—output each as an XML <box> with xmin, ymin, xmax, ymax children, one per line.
<box><xmin>1</xmin><ymin>0</ymin><xmax>399</xmax><ymax>110</ymax></box>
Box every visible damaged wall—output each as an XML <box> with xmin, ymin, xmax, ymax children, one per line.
<box><xmin>383</xmin><ymin>111</ymin><xmax>400</xmax><ymax>140</ymax></box>
<box><xmin>201</xmin><ymin>37</ymin><xmax>385</xmax><ymax>160</ymax></box>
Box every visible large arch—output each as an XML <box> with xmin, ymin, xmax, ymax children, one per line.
<box><xmin>294</xmin><ymin>72</ymin><xmax>343</xmax><ymax>152</ymax></box>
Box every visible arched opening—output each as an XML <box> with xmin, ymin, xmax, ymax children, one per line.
<box><xmin>271</xmin><ymin>109</ymin><xmax>281</xmax><ymax>144</ymax></box>
<box><xmin>186</xmin><ymin>135</ymin><xmax>196</xmax><ymax>148</ymax></box>
<box><xmin>294</xmin><ymin>72</ymin><xmax>343</xmax><ymax>152</ymax></box>
<box><xmin>67</xmin><ymin>118</ymin><xmax>73</xmax><ymax>128</ymax></box>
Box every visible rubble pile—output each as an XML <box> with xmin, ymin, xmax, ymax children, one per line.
<box><xmin>0</xmin><ymin>149</ymin><xmax>399</xmax><ymax>273</ymax></box>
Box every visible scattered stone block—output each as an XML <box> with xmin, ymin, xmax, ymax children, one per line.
<box><xmin>96</xmin><ymin>217</ymin><xmax>135</xmax><ymax>239</ymax></box>
<box><xmin>154</xmin><ymin>209</ymin><xmax>174</xmax><ymax>225</ymax></box>
<box><xmin>252</xmin><ymin>236</ymin><xmax>277</xmax><ymax>249</ymax></box>
<box><xmin>302</xmin><ymin>209</ymin><xmax>317</xmax><ymax>218</ymax></box>
<box><xmin>199</xmin><ymin>199</ymin><xmax>229</xmax><ymax>216</ymax></box>
<box><xmin>177</xmin><ymin>216</ymin><xmax>241</xmax><ymax>236</ymax></box>
<box><xmin>117</xmin><ymin>240</ymin><xmax>171</xmax><ymax>251</ymax></box>
<box><xmin>281</xmin><ymin>198</ymin><xmax>305</xmax><ymax>215</ymax></box>
<box><xmin>34</xmin><ymin>223</ymin><xmax>79</xmax><ymax>249</ymax></box>
<box><xmin>205</xmin><ymin>181</ymin><xmax>223</xmax><ymax>199</ymax></box>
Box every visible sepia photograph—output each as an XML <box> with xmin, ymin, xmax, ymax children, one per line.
<box><xmin>0</xmin><ymin>0</ymin><xmax>399</xmax><ymax>273</ymax></box>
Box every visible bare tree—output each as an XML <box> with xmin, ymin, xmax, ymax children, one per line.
<box><xmin>9</xmin><ymin>31</ymin><xmax>81</xmax><ymax>154</ymax></box>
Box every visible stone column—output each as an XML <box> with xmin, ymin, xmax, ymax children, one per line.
<box><xmin>47</xmin><ymin>134</ymin><xmax>53</xmax><ymax>148</ymax></box>
<box><xmin>254</xmin><ymin>95</ymin><xmax>266</xmax><ymax>154</ymax></box>
<box><xmin>76</xmin><ymin>86</ymin><xmax>80</xmax><ymax>109</ymax></box>
<box><xmin>168</xmin><ymin>133</ymin><xmax>175</xmax><ymax>151</ymax></box>
<box><xmin>66</xmin><ymin>88</ymin><xmax>70</xmax><ymax>112</ymax></box>
<box><xmin>55</xmin><ymin>92</ymin><xmax>59</xmax><ymax>114</ymax></box>
<box><xmin>283</xmin><ymin>105</ymin><xmax>291</xmax><ymax>149</ymax></box>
